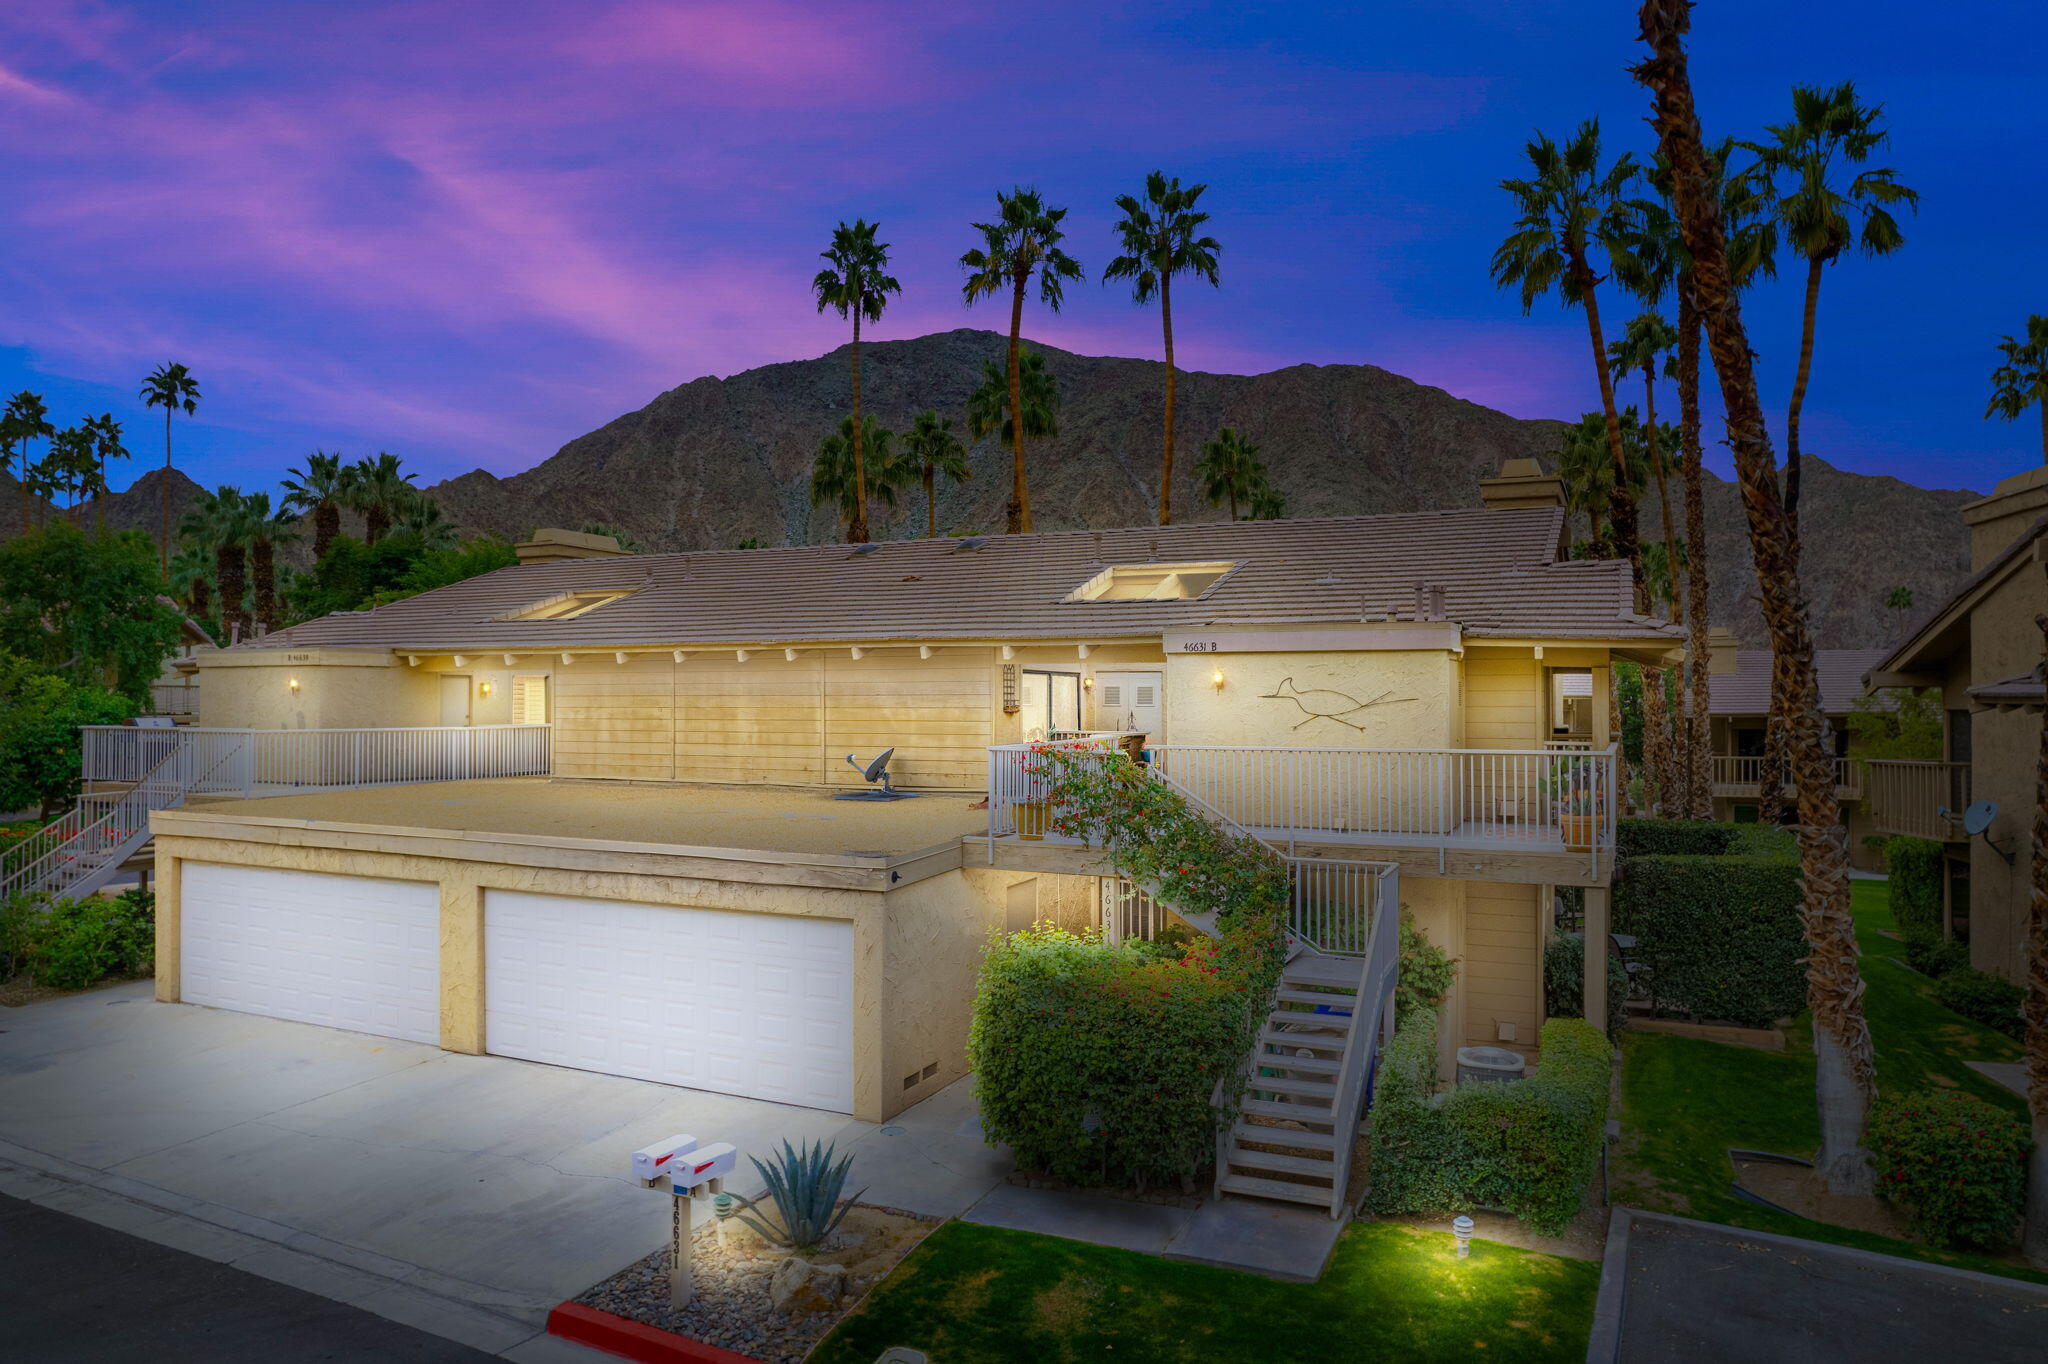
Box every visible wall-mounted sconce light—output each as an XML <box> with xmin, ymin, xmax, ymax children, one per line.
<box><xmin>1082</xmin><ymin>676</ymin><xmax>1095</xmax><ymax>690</ymax></box>
<box><xmin>287</xmin><ymin>677</ymin><xmax>301</xmax><ymax>693</ymax></box>
<box><xmin>1210</xmin><ymin>669</ymin><xmax>1226</xmax><ymax>691</ymax></box>
<box><xmin>478</xmin><ymin>681</ymin><xmax>493</xmax><ymax>697</ymax></box>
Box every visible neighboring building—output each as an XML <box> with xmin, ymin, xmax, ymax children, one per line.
<box><xmin>25</xmin><ymin>463</ymin><xmax>1679</xmax><ymax>1170</ymax></box>
<box><xmin>1864</xmin><ymin>464</ymin><xmax>2048</xmax><ymax>982</ymax></box>
<box><xmin>1706</xmin><ymin>646</ymin><xmax>1888</xmax><ymax>868</ymax></box>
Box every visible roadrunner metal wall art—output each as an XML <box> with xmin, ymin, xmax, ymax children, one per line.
<box><xmin>1259</xmin><ymin>677</ymin><xmax>1418</xmax><ymax>732</ymax></box>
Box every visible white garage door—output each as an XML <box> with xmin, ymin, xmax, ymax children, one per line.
<box><xmin>179</xmin><ymin>863</ymin><xmax>440</xmax><ymax>1044</ymax></box>
<box><xmin>484</xmin><ymin>891</ymin><xmax>854</xmax><ymax>1113</ymax></box>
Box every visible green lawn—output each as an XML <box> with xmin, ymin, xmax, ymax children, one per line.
<box><xmin>813</xmin><ymin>1220</ymin><xmax>1598</xmax><ymax>1364</ymax></box>
<box><xmin>1613</xmin><ymin>876</ymin><xmax>2042</xmax><ymax>1284</ymax></box>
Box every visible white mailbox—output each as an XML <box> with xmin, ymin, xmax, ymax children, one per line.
<box><xmin>630</xmin><ymin>1133</ymin><xmax>698</xmax><ymax>1186</ymax></box>
<box><xmin>668</xmin><ymin>1141</ymin><xmax>737</xmax><ymax>1192</ymax></box>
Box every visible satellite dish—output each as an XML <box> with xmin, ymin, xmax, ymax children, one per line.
<box><xmin>834</xmin><ymin>748</ymin><xmax>916</xmax><ymax>802</ymax></box>
<box><xmin>1961</xmin><ymin>801</ymin><xmax>1998</xmax><ymax>836</ymax></box>
<box><xmin>858</xmin><ymin>748</ymin><xmax>895</xmax><ymax>785</ymax></box>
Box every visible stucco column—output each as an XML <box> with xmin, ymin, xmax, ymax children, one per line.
<box><xmin>1590</xmin><ymin>666</ymin><xmax>1612</xmax><ymax>748</ymax></box>
<box><xmin>154</xmin><ymin>850</ymin><xmax>182</xmax><ymax>1003</ymax></box>
<box><xmin>439</xmin><ymin>880</ymin><xmax>486</xmax><ymax>1054</ymax></box>
<box><xmin>852</xmin><ymin>911</ymin><xmax>886</xmax><ymax>1125</ymax></box>
<box><xmin>1583</xmin><ymin>884</ymin><xmax>1610</xmax><ymax>1029</ymax></box>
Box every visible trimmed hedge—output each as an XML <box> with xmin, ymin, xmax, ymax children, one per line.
<box><xmin>1903</xmin><ymin>935</ymin><xmax>1969</xmax><ymax>980</ymax></box>
<box><xmin>1886</xmin><ymin>837</ymin><xmax>1943</xmax><ymax>938</ymax></box>
<box><xmin>1931</xmin><ymin>968</ymin><xmax>2026</xmax><ymax>1040</ymax></box>
<box><xmin>1365</xmin><ymin>1012</ymin><xmax>1612</xmax><ymax>1236</ymax></box>
<box><xmin>1615</xmin><ymin>818</ymin><xmax>1740</xmax><ymax>859</ymax></box>
<box><xmin>1870</xmin><ymin>1090</ymin><xmax>2032</xmax><ymax>1248</ymax></box>
<box><xmin>1614</xmin><ymin>823</ymin><xmax>1803</xmax><ymax>1027</ymax></box>
<box><xmin>1542</xmin><ymin>933</ymin><xmax>1627</xmax><ymax>1042</ymax></box>
<box><xmin>969</xmin><ymin>749</ymin><xmax>1289</xmax><ymax>1192</ymax></box>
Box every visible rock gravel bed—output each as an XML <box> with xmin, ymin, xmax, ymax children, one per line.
<box><xmin>572</xmin><ymin>1204</ymin><xmax>939</xmax><ymax>1364</ymax></box>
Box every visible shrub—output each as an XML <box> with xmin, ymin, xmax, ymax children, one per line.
<box><xmin>1931</xmin><ymin>968</ymin><xmax>2025</xmax><ymax>1040</ymax></box>
<box><xmin>0</xmin><ymin>891</ymin><xmax>52</xmax><ymax>980</ymax></box>
<box><xmin>1543</xmin><ymin>933</ymin><xmax>1627</xmax><ymax>1041</ymax></box>
<box><xmin>1900</xmin><ymin>931</ymin><xmax>1968</xmax><ymax>980</ymax></box>
<box><xmin>1885</xmin><ymin>837</ymin><xmax>1944</xmax><ymax>938</ymax></box>
<box><xmin>1869</xmin><ymin>1090</ymin><xmax>2031</xmax><ymax>1249</ymax></box>
<box><xmin>970</xmin><ymin>747</ymin><xmax>1290</xmax><ymax>1192</ymax></box>
<box><xmin>18</xmin><ymin>890</ymin><xmax>153</xmax><ymax>990</ymax></box>
<box><xmin>733</xmin><ymin>1140</ymin><xmax>864</xmax><ymax>1250</ymax></box>
<box><xmin>1394</xmin><ymin>913</ymin><xmax>1455</xmax><ymax>1025</ymax></box>
<box><xmin>1366</xmin><ymin>1013</ymin><xmax>1612</xmax><ymax>1236</ymax></box>
<box><xmin>1615</xmin><ymin>825</ymin><xmax>1803</xmax><ymax>1027</ymax></box>
<box><xmin>1616</xmin><ymin>818</ymin><xmax>1738</xmax><ymax>859</ymax></box>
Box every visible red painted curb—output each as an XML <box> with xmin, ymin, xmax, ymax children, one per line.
<box><xmin>546</xmin><ymin>1301</ymin><xmax>768</xmax><ymax>1364</ymax></box>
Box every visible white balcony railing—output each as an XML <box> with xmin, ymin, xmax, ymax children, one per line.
<box><xmin>1710</xmin><ymin>754</ymin><xmax>1859</xmax><ymax>796</ymax></box>
<box><xmin>83</xmin><ymin>724</ymin><xmax>551</xmax><ymax>796</ymax></box>
<box><xmin>988</xmin><ymin>740</ymin><xmax>1617</xmax><ymax>873</ymax></box>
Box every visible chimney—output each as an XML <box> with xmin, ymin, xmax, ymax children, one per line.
<box><xmin>1479</xmin><ymin>457</ymin><xmax>1567</xmax><ymax>512</ymax></box>
<box><xmin>515</xmin><ymin>527</ymin><xmax>628</xmax><ymax>565</ymax></box>
<box><xmin>1705</xmin><ymin>625</ymin><xmax>1742</xmax><ymax>675</ymax></box>
<box><xmin>1960</xmin><ymin>465</ymin><xmax>2048</xmax><ymax>572</ymax></box>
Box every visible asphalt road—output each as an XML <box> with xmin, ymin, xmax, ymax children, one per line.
<box><xmin>0</xmin><ymin>1191</ymin><xmax>498</xmax><ymax>1363</ymax></box>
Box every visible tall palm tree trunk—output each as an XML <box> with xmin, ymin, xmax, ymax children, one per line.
<box><xmin>1785</xmin><ymin>254</ymin><xmax>1824</xmax><ymax>554</ymax></box>
<box><xmin>252</xmin><ymin>538</ymin><xmax>278</xmax><ymax>634</ymax></box>
<box><xmin>1005</xmin><ymin>273</ymin><xmax>1032</xmax><ymax>534</ymax></box>
<box><xmin>924</xmin><ymin>468</ymin><xmax>938</xmax><ymax>540</ymax></box>
<box><xmin>1642</xmin><ymin>369</ymin><xmax>1680</xmax><ymax>815</ymax></box>
<box><xmin>161</xmin><ymin>410</ymin><xmax>173</xmax><ymax>576</ymax></box>
<box><xmin>1576</xmin><ymin>263</ymin><xmax>1643</xmax><ymax>593</ymax></box>
<box><xmin>1638</xmin><ymin>0</ymin><xmax>1876</xmax><ymax>1195</ymax></box>
<box><xmin>314</xmin><ymin>504</ymin><xmax>338</xmax><ymax>560</ymax></box>
<box><xmin>366</xmin><ymin>505</ymin><xmax>388</xmax><ymax>546</ymax></box>
<box><xmin>2025</xmin><ymin>613</ymin><xmax>2048</xmax><ymax>1267</ymax></box>
<box><xmin>216</xmin><ymin>545</ymin><xmax>249</xmax><ymax>643</ymax></box>
<box><xmin>190</xmin><ymin>575</ymin><xmax>211</xmax><ymax>622</ymax></box>
<box><xmin>1158</xmin><ymin>275</ymin><xmax>1176</xmax><ymax>526</ymax></box>
<box><xmin>95</xmin><ymin>452</ymin><xmax>106</xmax><ymax>533</ymax></box>
<box><xmin>849</xmin><ymin>312</ymin><xmax>870</xmax><ymax>544</ymax></box>
<box><xmin>1677</xmin><ymin>288</ymin><xmax>1715</xmax><ymax>820</ymax></box>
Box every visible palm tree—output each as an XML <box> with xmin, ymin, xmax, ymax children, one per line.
<box><xmin>1987</xmin><ymin>315</ymin><xmax>2048</xmax><ymax>464</ymax></box>
<box><xmin>48</xmin><ymin>424</ymin><xmax>96</xmax><ymax>523</ymax></box>
<box><xmin>390</xmin><ymin>492</ymin><xmax>458</xmax><ymax>550</ymax></box>
<box><xmin>282</xmin><ymin>450</ymin><xmax>357</xmax><ymax>559</ymax></box>
<box><xmin>1552</xmin><ymin>413</ymin><xmax>1618</xmax><ymax>555</ymax></box>
<box><xmin>347</xmin><ymin>452</ymin><xmax>415</xmax><ymax>545</ymax></box>
<box><xmin>1628</xmin><ymin>144</ymin><xmax>1777</xmax><ymax>821</ymax></box>
<box><xmin>1493</xmin><ymin>122</ymin><xmax>1644</xmax><ymax>597</ymax></box>
<box><xmin>900</xmin><ymin>410</ymin><xmax>969</xmax><ymax>539</ymax></box>
<box><xmin>1246</xmin><ymin>483</ymin><xmax>1288</xmax><ymax>521</ymax></box>
<box><xmin>2025</xmin><ymin>615</ymin><xmax>2048</xmax><ymax>1267</ymax></box>
<box><xmin>1744</xmin><ymin>82</ymin><xmax>1918</xmax><ymax>551</ymax></box>
<box><xmin>83</xmin><ymin>413</ymin><xmax>128</xmax><ymax>531</ymax></box>
<box><xmin>960</xmin><ymin>189</ymin><xmax>1083</xmax><ymax>534</ymax></box>
<box><xmin>812</xmin><ymin>220</ymin><xmax>902</xmax><ymax>544</ymax></box>
<box><xmin>811</xmin><ymin>415</ymin><xmax>901</xmax><ymax>540</ymax></box>
<box><xmin>1609</xmin><ymin>314</ymin><xmax>1685</xmax><ymax>815</ymax></box>
<box><xmin>167</xmin><ymin>543</ymin><xmax>214</xmax><ymax>622</ymax></box>
<box><xmin>241</xmin><ymin>492</ymin><xmax>299</xmax><ymax>633</ymax></box>
<box><xmin>3</xmin><ymin>391</ymin><xmax>53</xmax><ymax>532</ymax></box>
<box><xmin>180</xmin><ymin>486</ymin><xmax>260</xmax><ymax>642</ymax></box>
<box><xmin>1103</xmin><ymin>172</ymin><xmax>1222</xmax><ymax>525</ymax></box>
<box><xmin>140</xmin><ymin>362</ymin><xmax>201</xmax><ymax>574</ymax></box>
<box><xmin>1195</xmin><ymin>429</ymin><xmax>1279</xmax><ymax>521</ymax></box>
<box><xmin>966</xmin><ymin>349</ymin><xmax>1060</xmax><ymax>454</ymax></box>
<box><xmin>1637</xmin><ymin>0</ymin><xmax>1877</xmax><ymax>1195</ymax></box>
<box><xmin>1884</xmin><ymin>585</ymin><xmax>1915</xmax><ymax>639</ymax></box>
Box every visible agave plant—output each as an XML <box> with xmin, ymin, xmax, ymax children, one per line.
<box><xmin>732</xmin><ymin>1139</ymin><xmax>866</xmax><ymax>1251</ymax></box>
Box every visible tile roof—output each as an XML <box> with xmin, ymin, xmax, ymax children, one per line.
<box><xmin>1966</xmin><ymin>670</ymin><xmax>2045</xmax><ymax>707</ymax></box>
<box><xmin>1874</xmin><ymin>512</ymin><xmax>2048</xmax><ymax>676</ymax></box>
<box><xmin>250</xmin><ymin>508</ymin><xmax>1686</xmax><ymax>654</ymax></box>
<box><xmin>1709</xmin><ymin>649</ymin><xmax>1890</xmax><ymax>717</ymax></box>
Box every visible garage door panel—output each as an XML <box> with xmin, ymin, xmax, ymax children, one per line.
<box><xmin>484</xmin><ymin>891</ymin><xmax>854</xmax><ymax>1113</ymax></box>
<box><xmin>180</xmin><ymin>863</ymin><xmax>440</xmax><ymax>1045</ymax></box>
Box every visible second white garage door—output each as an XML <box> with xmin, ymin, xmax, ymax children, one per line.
<box><xmin>484</xmin><ymin>891</ymin><xmax>855</xmax><ymax>1113</ymax></box>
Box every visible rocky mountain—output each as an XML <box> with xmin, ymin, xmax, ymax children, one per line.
<box><xmin>0</xmin><ymin>465</ymin><xmax>206</xmax><ymax>544</ymax></box>
<box><xmin>420</xmin><ymin>329</ymin><xmax>1975</xmax><ymax>648</ymax></box>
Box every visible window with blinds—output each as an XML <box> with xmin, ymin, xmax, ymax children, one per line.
<box><xmin>511</xmin><ymin>675</ymin><xmax>549</xmax><ymax>724</ymax></box>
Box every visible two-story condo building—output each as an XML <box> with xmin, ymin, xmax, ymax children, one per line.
<box><xmin>1864</xmin><ymin>463</ymin><xmax>2048</xmax><ymax>980</ymax></box>
<box><xmin>45</xmin><ymin>463</ymin><xmax>1682</xmax><ymax>1133</ymax></box>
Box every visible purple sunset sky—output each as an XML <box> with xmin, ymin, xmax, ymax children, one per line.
<box><xmin>1</xmin><ymin>0</ymin><xmax>2042</xmax><ymax>501</ymax></box>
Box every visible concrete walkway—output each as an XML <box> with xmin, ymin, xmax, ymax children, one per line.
<box><xmin>0</xmin><ymin>982</ymin><xmax>1012</xmax><ymax>1357</ymax></box>
<box><xmin>963</xmin><ymin>1182</ymin><xmax>1347</xmax><ymax>1281</ymax></box>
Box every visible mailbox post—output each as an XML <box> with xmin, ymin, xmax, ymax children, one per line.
<box><xmin>630</xmin><ymin>1134</ymin><xmax>739</xmax><ymax>1309</ymax></box>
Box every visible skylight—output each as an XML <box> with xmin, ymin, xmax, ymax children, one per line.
<box><xmin>1065</xmin><ymin>562</ymin><xmax>1235</xmax><ymax>602</ymax></box>
<box><xmin>498</xmin><ymin>588</ymin><xmax>638</xmax><ymax>622</ymax></box>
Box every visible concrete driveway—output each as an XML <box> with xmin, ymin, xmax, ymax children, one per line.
<box><xmin>0</xmin><ymin>983</ymin><xmax>1011</xmax><ymax>1352</ymax></box>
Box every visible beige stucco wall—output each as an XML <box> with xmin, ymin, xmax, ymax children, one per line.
<box><xmin>154</xmin><ymin>822</ymin><xmax>1103</xmax><ymax>1123</ymax></box>
<box><xmin>1163</xmin><ymin>649</ymin><xmax>1457</xmax><ymax>749</ymax></box>
<box><xmin>196</xmin><ymin>649</ymin><xmax>438</xmax><ymax>730</ymax></box>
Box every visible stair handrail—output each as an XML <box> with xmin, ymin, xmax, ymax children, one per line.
<box><xmin>1212</xmin><ymin>966</ymin><xmax>1286</xmax><ymax>1202</ymax></box>
<box><xmin>1313</xmin><ymin>869</ymin><xmax>1402</xmax><ymax>1217</ymax></box>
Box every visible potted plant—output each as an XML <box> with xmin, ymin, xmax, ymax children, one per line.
<box><xmin>1540</xmin><ymin>756</ymin><xmax>1600</xmax><ymax>850</ymax></box>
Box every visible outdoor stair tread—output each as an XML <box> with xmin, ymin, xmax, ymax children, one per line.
<box><xmin>1226</xmin><ymin>1148</ymin><xmax>1338</xmax><ymax>1178</ymax></box>
<box><xmin>1218</xmin><ymin>1174</ymin><xmax>1336</xmax><ymax>1207</ymax></box>
<box><xmin>1275</xmin><ymin>987</ymin><xmax>1358</xmax><ymax>1006</ymax></box>
<box><xmin>1247</xmin><ymin>1074</ymin><xmax>1337</xmax><ymax>1097</ymax></box>
<box><xmin>1232</xmin><ymin>1123</ymin><xmax>1339</xmax><ymax>1151</ymax></box>
<box><xmin>1258</xmin><ymin>1027</ymin><xmax>1347</xmax><ymax>1049</ymax></box>
<box><xmin>1266</xmin><ymin>1013</ymin><xmax>1352</xmax><ymax>1035</ymax></box>
<box><xmin>1283</xmin><ymin>958</ymin><xmax>1367</xmax><ymax>988</ymax></box>
<box><xmin>1253</xmin><ymin>1050</ymin><xmax>1341</xmax><ymax>1073</ymax></box>
<box><xmin>1240</xmin><ymin>1098</ymin><xmax>1336</xmax><ymax>1121</ymax></box>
